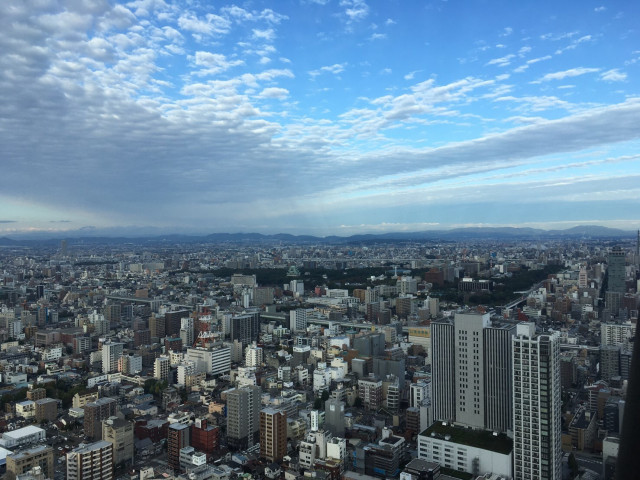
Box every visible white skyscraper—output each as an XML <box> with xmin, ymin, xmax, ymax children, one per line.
<box><xmin>102</xmin><ymin>341</ymin><xmax>124</xmax><ymax>374</ymax></box>
<box><xmin>180</xmin><ymin>316</ymin><xmax>195</xmax><ymax>347</ymax></box>
<box><xmin>513</xmin><ymin>323</ymin><xmax>562</xmax><ymax>480</ymax></box>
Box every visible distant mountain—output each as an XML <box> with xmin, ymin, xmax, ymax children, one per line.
<box><xmin>0</xmin><ymin>225</ymin><xmax>635</xmax><ymax>246</ymax></box>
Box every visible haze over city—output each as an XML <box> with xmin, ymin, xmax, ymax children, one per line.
<box><xmin>1</xmin><ymin>0</ymin><xmax>640</xmax><ymax>236</ymax></box>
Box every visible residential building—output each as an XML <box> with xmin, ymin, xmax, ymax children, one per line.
<box><xmin>226</xmin><ymin>385</ymin><xmax>261</xmax><ymax>449</ymax></box>
<box><xmin>513</xmin><ymin>323</ymin><xmax>562</xmax><ymax>480</ymax></box>
<box><xmin>66</xmin><ymin>441</ymin><xmax>113</xmax><ymax>480</ymax></box>
<box><xmin>101</xmin><ymin>342</ymin><xmax>124</xmax><ymax>374</ymax></box>
<box><xmin>6</xmin><ymin>446</ymin><xmax>54</xmax><ymax>480</ymax></box>
<box><xmin>168</xmin><ymin>423</ymin><xmax>191</xmax><ymax>473</ymax></box>
<box><xmin>260</xmin><ymin>408</ymin><xmax>287</xmax><ymax>463</ymax></box>
<box><xmin>34</xmin><ymin>398</ymin><xmax>57</xmax><ymax>422</ymax></box>
<box><xmin>84</xmin><ymin>397</ymin><xmax>117</xmax><ymax>440</ymax></box>
<box><xmin>102</xmin><ymin>417</ymin><xmax>134</xmax><ymax>466</ymax></box>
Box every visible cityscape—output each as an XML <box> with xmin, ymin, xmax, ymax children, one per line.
<box><xmin>1</xmin><ymin>1</ymin><xmax>639</xmax><ymax>479</ymax></box>
<box><xmin>0</xmin><ymin>229</ymin><xmax>637</xmax><ymax>480</ymax></box>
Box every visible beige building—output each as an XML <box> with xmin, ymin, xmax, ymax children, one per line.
<box><xmin>102</xmin><ymin>417</ymin><xmax>134</xmax><ymax>466</ymax></box>
<box><xmin>67</xmin><ymin>441</ymin><xmax>113</xmax><ymax>480</ymax></box>
<box><xmin>73</xmin><ymin>391</ymin><xmax>99</xmax><ymax>409</ymax></box>
<box><xmin>34</xmin><ymin>398</ymin><xmax>57</xmax><ymax>422</ymax></box>
<box><xmin>260</xmin><ymin>408</ymin><xmax>287</xmax><ymax>463</ymax></box>
<box><xmin>6</xmin><ymin>445</ymin><xmax>54</xmax><ymax>480</ymax></box>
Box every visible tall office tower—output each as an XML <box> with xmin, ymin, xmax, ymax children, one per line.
<box><xmin>226</xmin><ymin>385</ymin><xmax>261</xmax><ymax>449</ymax></box>
<box><xmin>154</xmin><ymin>356</ymin><xmax>170</xmax><ymax>381</ymax></box>
<box><xmin>513</xmin><ymin>323</ymin><xmax>562</xmax><ymax>480</ymax></box>
<box><xmin>260</xmin><ymin>408</ymin><xmax>287</xmax><ymax>463</ymax></box>
<box><xmin>431</xmin><ymin>320</ymin><xmax>455</xmax><ymax>422</ymax></box>
<box><xmin>230</xmin><ymin>311</ymin><xmax>260</xmax><ymax>347</ymax></box>
<box><xmin>454</xmin><ymin>312</ymin><xmax>490</xmax><ymax>428</ymax></box>
<box><xmin>290</xmin><ymin>308</ymin><xmax>309</xmax><ymax>333</ymax></box>
<box><xmin>167</xmin><ymin>423</ymin><xmax>191</xmax><ymax>473</ymax></box>
<box><xmin>102</xmin><ymin>417</ymin><xmax>134</xmax><ymax>466</ymax></box>
<box><xmin>608</xmin><ymin>247</ymin><xmax>626</xmax><ymax>294</ymax></box>
<box><xmin>180</xmin><ymin>317</ymin><xmax>195</xmax><ymax>347</ymax></box>
<box><xmin>484</xmin><ymin>323</ymin><xmax>517</xmax><ymax>433</ymax></box>
<box><xmin>165</xmin><ymin>310</ymin><xmax>190</xmax><ymax>337</ymax></box>
<box><xmin>134</xmin><ymin>329</ymin><xmax>150</xmax><ymax>347</ymax></box>
<box><xmin>149</xmin><ymin>314</ymin><xmax>166</xmax><ymax>338</ymax></box>
<box><xmin>324</xmin><ymin>397</ymin><xmax>346</xmax><ymax>437</ymax></box>
<box><xmin>432</xmin><ymin>312</ymin><xmax>515</xmax><ymax>432</ymax></box>
<box><xmin>66</xmin><ymin>441</ymin><xmax>113</xmax><ymax>480</ymax></box>
<box><xmin>101</xmin><ymin>342</ymin><xmax>124</xmax><ymax>374</ymax></box>
<box><xmin>84</xmin><ymin>397</ymin><xmax>117</xmax><ymax>440</ymax></box>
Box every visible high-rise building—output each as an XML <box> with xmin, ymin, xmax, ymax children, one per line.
<box><xmin>290</xmin><ymin>308</ymin><xmax>310</xmax><ymax>333</ymax></box>
<box><xmin>431</xmin><ymin>312</ymin><xmax>515</xmax><ymax>432</ymax></box>
<box><xmin>165</xmin><ymin>310</ymin><xmax>190</xmax><ymax>337</ymax></box>
<box><xmin>66</xmin><ymin>441</ymin><xmax>113</xmax><ymax>480</ymax></box>
<box><xmin>230</xmin><ymin>311</ymin><xmax>260</xmax><ymax>347</ymax></box>
<box><xmin>608</xmin><ymin>247</ymin><xmax>626</xmax><ymax>294</ymax></box>
<box><xmin>431</xmin><ymin>320</ymin><xmax>455</xmax><ymax>422</ymax></box>
<box><xmin>134</xmin><ymin>329</ymin><xmax>150</xmax><ymax>347</ymax></box>
<box><xmin>149</xmin><ymin>314</ymin><xmax>166</xmax><ymax>338</ymax></box>
<box><xmin>324</xmin><ymin>398</ymin><xmax>345</xmax><ymax>437</ymax></box>
<box><xmin>260</xmin><ymin>408</ymin><xmax>287</xmax><ymax>463</ymax></box>
<box><xmin>180</xmin><ymin>317</ymin><xmax>195</xmax><ymax>347</ymax></box>
<box><xmin>84</xmin><ymin>398</ymin><xmax>117</xmax><ymax>440</ymax></box>
<box><xmin>101</xmin><ymin>342</ymin><xmax>124</xmax><ymax>374</ymax></box>
<box><xmin>226</xmin><ymin>385</ymin><xmax>261</xmax><ymax>449</ymax></box>
<box><xmin>102</xmin><ymin>417</ymin><xmax>134</xmax><ymax>466</ymax></box>
<box><xmin>245</xmin><ymin>343</ymin><xmax>263</xmax><ymax>367</ymax></box>
<box><xmin>104</xmin><ymin>304</ymin><xmax>121</xmax><ymax>327</ymax></box>
<box><xmin>513</xmin><ymin>323</ymin><xmax>562</xmax><ymax>480</ymax></box>
<box><xmin>168</xmin><ymin>423</ymin><xmax>191</xmax><ymax>473</ymax></box>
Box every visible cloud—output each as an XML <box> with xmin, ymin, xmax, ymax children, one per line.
<box><xmin>501</xmin><ymin>27</ymin><xmax>513</xmax><ymax>37</ymax></box>
<box><xmin>594</xmin><ymin>6</ymin><xmax>606</xmax><ymax>12</ymax></box>
<box><xmin>385</xmin><ymin>18</ymin><xmax>396</xmax><ymax>26</ymax></box>
<box><xmin>339</xmin><ymin>0</ymin><xmax>369</xmax><ymax>23</ymax></box>
<box><xmin>485</xmin><ymin>54</ymin><xmax>515</xmax><ymax>67</ymax></box>
<box><xmin>600</xmin><ymin>69</ymin><xmax>627</xmax><ymax>82</ymax></box>
<box><xmin>252</xmin><ymin>28</ymin><xmax>275</xmax><ymax>41</ymax></box>
<box><xmin>404</xmin><ymin>70</ymin><xmax>421</xmax><ymax>81</ymax></box>
<box><xmin>369</xmin><ymin>33</ymin><xmax>387</xmax><ymax>41</ymax></box>
<box><xmin>193</xmin><ymin>52</ymin><xmax>244</xmax><ymax>75</ymax></box>
<box><xmin>258</xmin><ymin>87</ymin><xmax>289</xmax><ymax>99</ymax></box>
<box><xmin>534</xmin><ymin>67</ymin><xmax>600</xmax><ymax>82</ymax></box>
<box><xmin>309</xmin><ymin>63</ymin><xmax>347</xmax><ymax>77</ymax></box>
<box><xmin>178</xmin><ymin>12</ymin><xmax>231</xmax><ymax>37</ymax></box>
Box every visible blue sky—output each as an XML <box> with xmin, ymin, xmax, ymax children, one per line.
<box><xmin>1</xmin><ymin>0</ymin><xmax>639</xmax><ymax>236</ymax></box>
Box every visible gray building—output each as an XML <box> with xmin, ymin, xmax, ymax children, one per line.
<box><xmin>324</xmin><ymin>397</ymin><xmax>345</xmax><ymax>437</ymax></box>
<box><xmin>431</xmin><ymin>319</ymin><xmax>455</xmax><ymax>423</ymax></box>
<box><xmin>226</xmin><ymin>385</ymin><xmax>261</xmax><ymax>449</ymax></box>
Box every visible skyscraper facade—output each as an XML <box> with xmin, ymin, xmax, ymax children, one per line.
<box><xmin>260</xmin><ymin>408</ymin><xmax>287</xmax><ymax>463</ymax></box>
<box><xmin>226</xmin><ymin>385</ymin><xmax>261</xmax><ymax>449</ymax></box>
<box><xmin>513</xmin><ymin>323</ymin><xmax>562</xmax><ymax>480</ymax></box>
<box><xmin>608</xmin><ymin>247</ymin><xmax>626</xmax><ymax>294</ymax></box>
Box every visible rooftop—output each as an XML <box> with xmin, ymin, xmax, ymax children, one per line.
<box><xmin>420</xmin><ymin>423</ymin><xmax>513</xmax><ymax>455</ymax></box>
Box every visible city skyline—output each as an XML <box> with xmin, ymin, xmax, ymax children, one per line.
<box><xmin>1</xmin><ymin>0</ymin><xmax>640</xmax><ymax>236</ymax></box>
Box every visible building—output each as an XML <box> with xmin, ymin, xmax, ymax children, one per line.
<box><xmin>154</xmin><ymin>356</ymin><xmax>170</xmax><ymax>382</ymax></box>
<box><xmin>226</xmin><ymin>385</ymin><xmax>261</xmax><ymax>449</ymax></box>
<box><xmin>185</xmin><ymin>346</ymin><xmax>230</xmax><ymax>376</ymax></box>
<box><xmin>6</xmin><ymin>446</ymin><xmax>54</xmax><ymax>480</ymax></box>
<box><xmin>149</xmin><ymin>314</ymin><xmax>166</xmax><ymax>338</ymax></box>
<box><xmin>324</xmin><ymin>398</ymin><xmax>345</xmax><ymax>437</ymax></box>
<box><xmin>66</xmin><ymin>440</ymin><xmax>113</xmax><ymax>480</ymax></box>
<box><xmin>34</xmin><ymin>398</ymin><xmax>57</xmax><ymax>422</ymax></box>
<box><xmin>361</xmin><ymin>429</ymin><xmax>407</xmax><ymax>478</ymax></box>
<box><xmin>230</xmin><ymin>311</ymin><xmax>260</xmax><ymax>347</ymax></box>
<box><xmin>608</xmin><ymin>247</ymin><xmax>626</xmax><ymax>294</ymax></box>
<box><xmin>0</xmin><ymin>426</ymin><xmax>46</xmax><ymax>449</ymax></box>
<box><xmin>260</xmin><ymin>408</ymin><xmax>287</xmax><ymax>463</ymax></box>
<box><xmin>101</xmin><ymin>342</ymin><xmax>124</xmax><ymax>374</ymax></box>
<box><xmin>513</xmin><ymin>323</ymin><xmax>562</xmax><ymax>480</ymax></box>
<box><xmin>84</xmin><ymin>398</ymin><xmax>117</xmax><ymax>440</ymax></box>
<box><xmin>16</xmin><ymin>400</ymin><xmax>36</xmax><ymax>419</ymax></box>
<box><xmin>431</xmin><ymin>313</ymin><xmax>515</xmax><ymax>432</ymax></box>
<box><xmin>168</xmin><ymin>423</ymin><xmax>191</xmax><ymax>473</ymax></box>
<box><xmin>358</xmin><ymin>375</ymin><xmax>383</xmax><ymax>411</ymax></box>
<box><xmin>102</xmin><ymin>417</ymin><xmax>134</xmax><ymax>466</ymax></box>
<box><xmin>245</xmin><ymin>343</ymin><xmax>263</xmax><ymax>367</ymax></box>
<box><xmin>417</xmin><ymin>423</ymin><xmax>512</xmax><ymax>478</ymax></box>
<box><xmin>601</xmin><ymin>322</ymin><xmax>635</xmax><ymax>347</ymax></box>
<box><xmin>191</xmin><ymin>418</ymin><xmax>220</xmax><ymax>458</ymax></box>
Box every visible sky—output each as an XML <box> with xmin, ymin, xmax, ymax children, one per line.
<box><xmin>1</xmin><ymin>0</ymin><xmax>640</xmax><ymax>237</ymax></box>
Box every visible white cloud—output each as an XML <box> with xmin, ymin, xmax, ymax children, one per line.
<box><xmin>193</xmin><ymin>51</ymin><xmax>244</xmax><ymax>75</ymax></box>
<box><xmin>535</xmin><ymin>67</ymin><xmax>600</xmax><ymax>82</ymax></box>
<box><xmin>258</xmin><ymin>87</ymin><xmax>289</xmax><ymax>99</ymax></box>
<box><xmin>600</xmin><ymin>69</ymin><xmax>627</xmax><ymax>82</ymax></box>
<box><xmin>485</xmin><ymin>54</ymin><xmax>515</xmax><ymax>67</ymax></box>
<box><xmin>404</xmin><ymin>70</ymin><xmax>421</xmax><ymax>81</ymax></box>
<box><xmin>252</xmin><ymin>28</ymin><xmax>275</xmax><ymax>41</ymax></box>
<box><xmin>594</xmin><ymin>6</ymin><xmax>606</xmax><ymax>12</ymax></box>
<box><xmin>369</xmin><ymin>33</ymin><xmax>387</xmax><ymax>41</ymax></box>
<box><xmin>309</xmin><ymin>63</ymin><xmax>347</xmax><ymax>77</ymax></box>
<box><xmin>385</xmin><ymin>18</ymin><xmax>396</xmax><ymax>26</ymax></box>
<box><xmin>178</xmin><ymin>12</ymin><xmax>231</xmax><ymax>37</ymax></box>
<box><xmin>501</xmin><ymin>27</ymin><xmax>513</xmax><ymax>37</ymax></box>
<box><xmin>339</xmin><ymin>0</ymin><xmax>369</xmax><ymax>23</ymax></box>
